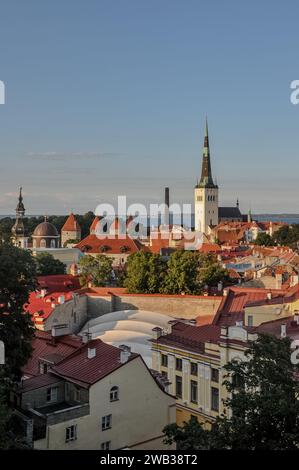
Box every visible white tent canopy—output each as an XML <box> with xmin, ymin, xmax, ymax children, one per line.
<box><xmin>79</xmin><ymin>310</ymin><xmax>173</xmax><ymax>367</ymax></box>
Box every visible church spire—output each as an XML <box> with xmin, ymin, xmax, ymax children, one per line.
<box><xmin>16</xmin><ymin>186</ymin><xmax>25</xmax><ymax>217</ymax></box>
<box><xmin>197</xmin><ymin>118</ymin><xmax>217</xmax><ymax>188</ymax></box>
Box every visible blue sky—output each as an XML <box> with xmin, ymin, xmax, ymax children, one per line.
<box><xmin>0</xmin><ymin>0</ymin><xmax>298</xmax><ymax>214</ymax></box>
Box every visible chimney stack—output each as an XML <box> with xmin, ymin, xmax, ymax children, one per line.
<box><xmin>119</xmin><ymin>344</ymin><xmax>131</xmax><ymax>363</ymax></box>
<box><xmin>281</xmin><ymin>324</ymin><xmax>287</xmax><ymax>338</ymax></box>
<box><xmin>152</xmin><ymin>327</ymin><xmax>163</xmax><ymax>340</ymax></box>
<box><xmin>82</xmin><ymin>332</ymin><xmax>92</xmax><ymax>343</ymax></box>
<box><xmin>87</xmin><ymin>347</ymin><xmax>96</xmax><ymax>359</ymax></box>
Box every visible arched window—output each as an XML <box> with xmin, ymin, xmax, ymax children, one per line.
<box><xmin>50</xmin><ymin>239</ymin><xmax>56</xmax><ymax>248</ymax></box>
<box><xmin>40</xmin><ymin>239</ymin><xmax>46</xmax><ymax>248</ymax></box>
<box><xmin>110</xmin><ymin>386</ymin><xmax>119</xmax><ymax>402</ymax></box>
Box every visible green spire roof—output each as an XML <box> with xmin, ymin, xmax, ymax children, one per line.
<box><xmin>196</xmin><ymin>119</ymin><xmax>217</xmax><ymax>189</ymax></box>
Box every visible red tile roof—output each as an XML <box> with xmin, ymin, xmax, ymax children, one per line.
<box><xmin>213</xmin><ymin>286</ymin><xmax>286</xmax><ymax>327</ymax></box>
<box><xmin>90</xmin><ymin>216</ymin><xmax>100</xmax><ymax>233</ymax></box>
<box><xmin>75</xmin><ymin>234</ymin><xmax>144</xmax><ymax>255</ymax></box>
<box><xmin>21</xmin><ymin>373</ymin><xmax>62</xmax><ymax>392</ymax></box>
<box><xmin>154</xmin><ymin>321</ymin><xmax>221</xmax><ymax>353</ymax></box>
<box><xmin>254</xmin><ymin>315</ymin><xmax>299</xmax><ymax>340</ymax></box>
<box><xmin>52</xmin><ymin>339</ymin><xmax>138</xmax><ymax>386</ymax></box>
<box><xmin>24</xmin><ymin>331</ymin><xmax>82</xmax><ymax>377</ymax></box>
<box><xmin>24</xmin><ymin>289</ymin><xmax>80</xmax><ymax>321</ymax></box>
<box><xmin>61</xmin><ymin>213</ymin><xmax>81</xmax><ymax>232</ymax></box>
<box><xmin>37</xmin><ymin>275</ymin><xmax>81</xmax><ymax>294</ymax></box>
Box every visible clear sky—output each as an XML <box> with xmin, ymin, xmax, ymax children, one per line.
<box><xmin>0</xmin><ymin>0</ymin><xmax>298</xmax><ymax>215</ymax></box>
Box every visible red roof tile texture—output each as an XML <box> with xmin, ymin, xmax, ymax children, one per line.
<box><xmin>75</xmin><ymin>234</ymin><xmax>144</xmax><ymax>255</ymax></box>
<box><xmin>61</xmin><ymin>213</ymin><xmax>81</xmax><ymax>232</ymax></box>
<box><xmin>213</xmin><ymin>286</ymin><xmax>286</xmax><ymax>326</ymax></box>
<box><xmin>24</xmin><ymin>331</ymin><xmax>82</xmax><ymax>377</ymax></box>
<box><xmin>52</xmin><ymin>339</ymin><xmax>138</xmax><ymax>385</ymax></box>
<box><xmin>37</xmin><ymin>275</ymin><xmax>81</xmax><ymax>294</ymax></box>
<box><xmin>154</xmin><ymin>321</ymin><xmax>221</xmax><ymax>352</ymax></box>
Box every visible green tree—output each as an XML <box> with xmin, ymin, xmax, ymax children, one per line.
<box><xmin>255</xmin><ymin>232</ymin><xmax>273</xmax><ymax>246</ymax></box>
<box><xmin>0</xmin><ymin>244</ymin><xmax>37</xmax><ymax>381</ymax></box>
<box><xmin>273</xmin><ymin>224</ymin><xmax>299</xmax><ymax>248</ymax></box>
<box><xmin>35</xmin><ymin>252</ymin><xmax>66</xmax><ymax>275</ymax></box>
<box><xmin>124</xmin><ymin>252</ymin><xmax>166</xmax><ymax>293</ymax></box>
<box><xmin>197</xmin><ymin>254</ymin><xmax>229</xmax><ymax>290</ymax></box>
<box><xmin>163</xmin><ymin>334</ymin><xmax>299</xmax><ymax>450</ymax></box>
<box><xmin>161</xmin><ymin>251</ymin><xmax>228</xmax><ymax>295</ymax></box>
<box><xmin>0</xmin><ymin>244</ymin><xmax>37</xmax><ymax>448</ymax></box>
<box><xmin>79</xmin><ymin>254</ymin><xmax>113</xmax><ymax>287</ymax></box>
<box><xmin>163</xmin><ymin>416</ymin><xmax>210</xmax><ymax>450</ymax></box>
<box><xmin>161</xmin><ymin>251</ymin><xmax>200</xmax><ymax>294</ymax></box>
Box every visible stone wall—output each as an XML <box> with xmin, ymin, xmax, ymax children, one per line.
<box><xmin>87</xmin><ymin>294</ymin><xmax>222</xmax><ymax>321</ymax></box>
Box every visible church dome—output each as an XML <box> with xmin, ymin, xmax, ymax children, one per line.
<box><xmin>33</xmin><ymin>220</ymin><xmax>59</xmax><ymax>238</ymax></box>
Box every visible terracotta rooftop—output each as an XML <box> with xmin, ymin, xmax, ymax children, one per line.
<box><xmin>21</xmin><ymin>373</ymin><xmax>62</xmax><ymax>392</ymax></box>
<box><xmin>75</xmin><ymin>234</ymin><xmax>144</xmax><ymax>255</ymax></box>
<box><xmin>254</xmin><ymin>315</ymin><xmax>299</xmax><ymax>340</ymax></box>
<box><xmin>24</xmin><ymin>330</ymin><xmax>82</xmax><ymax>378</ymax></box>
<box><xmin>61</xmin><ymin>213</ymin><xmax>81</xmax><ymax>232</ymax></box>
<box><xmin>154</xmin><ymin>321</ymin><xmax>221</xmax><ymax>353</ymax></box>
<box><xmin>52</xmin><ymin>339</ymin><xmax>138</xmax><ymax>386</ymax></box>
<box><xmin>37</xmin><ymin>274</ymin><xmax>81</xmax><ymax>294</ymax></box>
<box><xmin>213</xmin><ymin>286</ymin><xmax>286</xmax><ymax>327</ymax></box>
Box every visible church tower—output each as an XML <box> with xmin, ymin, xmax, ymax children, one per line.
<box><xmin>194</xmin><ymin>120</ymin><xmax>219</xmax><ymax>233</ymax></box>
<box><xmin>11</xmin><ymin>187</ymin><xmax>29</xmax><ymax>248</ymax></box>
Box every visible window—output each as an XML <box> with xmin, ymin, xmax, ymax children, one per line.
<box><xmin>211</xmin><ymin>368</ymin><xmax>219</xmax><ymax>383</ymax></box>
<box><xmin>110</xmin><ymin>386</ymin><xmax>119</xmax><ymax>402</ymax></box>
<box><xmin>74</xmin><ymin>388</ymin><xmax>81</xmax><ymax>402</ymax></box>
<box><xmin>190</xmin><ymin>380</ymin><xmax>198</xmax><ymax>404</ymax></box>
<box><xmin>176</xmin><ymin>358</ymin><xmax>182</xmax><ymax>371</ymax></box>
<box><xmin>161</xmin><ymin>371</ymin><xmax>168</xmax><ymax>379</ymax></box>
<box><xmin>46</xmin><ymin>386</ymin><xmax>58</xmax><ymax>402</ymax></box>
<box><xmin>101</xmin><ymin>441</ymin><xmax>111</xmax><ymax>450</ymax></box>
<box><xmin>102</xmin><ymin>414</ymin><xmax>112</xmax><ymax>431</ymax></box>
<box><xmin>232</xmin><ymin>373</ymin><xmax>244</xmax><ymax>390</ymax></box>
<box><xmin>161</xmin><ymin>354</ymin><xmax>168</xmax><ymax>367</ymax></box>
<box><xmin>176</xmin><ymin>376</ymin><xmax>182</xmax><ymax>398</ymax></box>
<box><xmin>211</xmin><ymin>387</ymin><xmax>219</xmax><ymax>411</ymax></box>
<box><xmin>65</xmin><ymin>425</ymin><xmax>77</xmax><ymax>442</ymax></box>
<box><xmin>190</xmin><ymin>362</ymin><xmax>198</xmax><ymax>376</ymax></box>
<box><xmin>248</xmin><ymin>315</ymin><xmax>253</xmax><ymax>327</ymax></box>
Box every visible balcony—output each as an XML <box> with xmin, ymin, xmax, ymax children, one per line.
<box><xmin>29</xmin><ymin>401</ymin><xmax>90</xmax><ymax>431</ymax></box>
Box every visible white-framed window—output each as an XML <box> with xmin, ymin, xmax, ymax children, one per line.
<box><xmin>101</xmin><ymin>441</ymin><xmax>111</xmax><ymax>450</ymax></box>
<box><xmin>102</xmin><ymin>414</ymin><xmax>112</xmax><ymax>431</ymax></box>
<box><xmin>65</xmin><ymin>424</ymin><xmax>77</xmax><ymax>442</ymax></box>
<box><xmin>46</xmin><ymin>386</ymin><xmax>58</xmax><ymax>402</ymax></box>
<box><xmin>110</xmin><ymin>386</ymin><xmax>119</xmax><ymax>402</ymax></box>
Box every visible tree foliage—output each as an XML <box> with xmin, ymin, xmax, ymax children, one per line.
<box><xmin>163</xmin><ymin>334</ymin><xmax>299</xmax><ymax>450</ymax></box>
<box><xmin>0</xmin><ymin>244</ymin><xmax>37</xmax><ymax>448</ymax></box>
<box><xmin>255</xmin><ymin>232</ymin><xmax>273</xmax><ymax>246</ymax></box>
<box><xmin>124</xmin><ymin>251</ymin><xmax>228</xmax><ymax>295</ymax></box>
<box><xmin>35</xmin><ymin>252</ymin><xmax>66</xmax><ymax>275</ymax></box>
<box><xmin>124</xmin><ymin>252</ymin><xmax>166</xmax><ymax>293</ymax></box>
<box><xmin>79</xmin><ymin>254</ymin><xmax>113</xmax><ymax>287</ymax></box>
